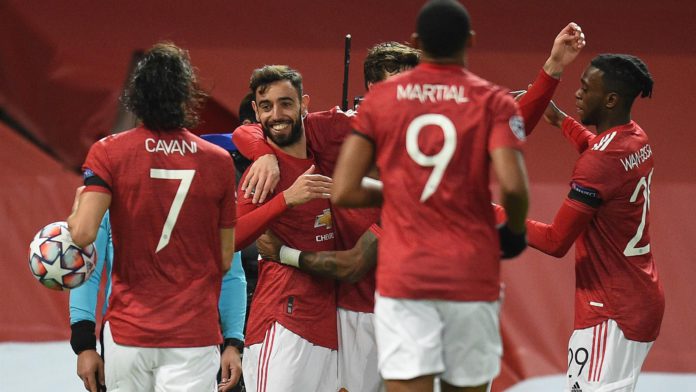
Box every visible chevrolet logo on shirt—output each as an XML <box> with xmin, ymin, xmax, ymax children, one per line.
<box><xmin>314</xmin><ymin>208</ymin><xmax>333</xmax><ymax>230</ymax></box>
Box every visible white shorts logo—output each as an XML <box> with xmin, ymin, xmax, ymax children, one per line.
<box><xmin>508</xmin><ymin>115</ymin><xmax>526</xmax><ymax>141</ymax></box>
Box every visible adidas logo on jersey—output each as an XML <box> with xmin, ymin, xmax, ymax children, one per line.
<box><xmin>591</xmin><ymin>131</ymin><xmax>617</xmax><ymax>151</ymax></box>
<box><xmin>571</xmin><ymin>381</ymin><xmax>583</xmax><ymax>392</ymax></box>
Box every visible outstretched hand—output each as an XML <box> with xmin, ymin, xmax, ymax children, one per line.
<box><xmin>544</xmin><ymin>22</ymin><xmax>586</xmax><ymax>78</ymax></box>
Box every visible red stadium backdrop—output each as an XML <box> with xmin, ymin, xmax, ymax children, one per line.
<box><xmin>1</xmin><ymin>1</ymin><xmax>694</xmax><ymax>390</ymax></box>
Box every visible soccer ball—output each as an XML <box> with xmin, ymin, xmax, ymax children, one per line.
<box><xmin>28</xmin><ymin>221</ymin><xmax>96</xmax><ymax>291</ymax></box>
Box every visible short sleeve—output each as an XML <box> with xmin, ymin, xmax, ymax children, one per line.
<box><xmin>488</xmin><ymin>91</ymin><xmax>525</xmax><ymax>152</ymax></box>
<box><xmin>219</xmin><ymin>155</ymin><xmax>237</xmax><ymax>228</ymax></box>
<box><xmin>351</xmin><ymin>91</ymin><xmax>378</xmax><ymax>142</ymax></box>
<box><xmin>82</xmin><ymin>138</ymin><xmax>113</xmax><ymax>193</ymax></box>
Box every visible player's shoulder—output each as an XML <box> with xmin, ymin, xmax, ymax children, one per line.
<box><xmin>462</xmin><ymin>70</ymin><xmax>512</xmax><ymax>100</ymax></box>
<box><xmin>94</xmin><ymin>127</ymin><xmax>139</xmax><ymax>146</ymax></box>
<box><xmin>585</xmin><ymin>122</ymin><xmax>648</xmax><ymax>155</ymax></box>
<box><xmin>575</xmin><ymin>134</ymin><xmax>624</xmax><ymax>180</ymax></box>
<box><xmin>307</xmin><ymin>106</ymin><xmax>356</xmax><ymax>124</ymax></box>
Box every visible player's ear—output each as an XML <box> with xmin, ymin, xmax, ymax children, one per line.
<box><xmin>301</xmin><ymin>94</ymin><xmax>310</xmax><ymax>116</ymax></box>
<box><xmin>605</xmin><ymin>92</ymin><xmax>619</xmax><ymax>110</ymax></box>
<box><xmin>251</xmin><ymin>101</ymin><xmax>260</xmax><ymax>122</ymax></box>
<box><xmin>467</xmin><ymin>30</ymin><xmax>476</xmax><ymax>48</ymax></box>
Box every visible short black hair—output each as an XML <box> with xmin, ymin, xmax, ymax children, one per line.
<box><xmin>591</xmin><ymin>54</ymin><xmax>653</xmax><ymax>104</ymax></box>
<box><xmin>122</xmin><ymin>42</ymin><xmax>206</xmax><ymax>131</ymax></box>
<box><xmin>238</xmin><ymin>92</ymin><xmax>256</xmax><ymax>124</ymax></box>
<box><xmin>416</xmin><ymin>0</ymin><xmax>471</xmax><ymax>58</ymax></box>
<box><xmin>249</xmin><ymin>65</ymin><xmax>303</xmax><ymax>101</ymax></box>
<box><xmin>363</xmin><ymin>42</ymin><xmax>420</xmax><ymax>89</ymax></box>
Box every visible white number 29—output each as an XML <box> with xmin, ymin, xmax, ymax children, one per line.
<box><xmin>623</xmin><ymin>168</ymin><xmax>653</xmax><ymax>257</ymax></box>
<box><xmin>406</xmin><ymin>114</ymin><xmax>457</xmax><ymax>202</ymax></box>
<box><xmin>150</xmin><ymin>169</ymin><xmax>196</xmax><ymax>253</ymax></box>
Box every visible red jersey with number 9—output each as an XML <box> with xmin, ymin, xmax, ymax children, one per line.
<box><xmin>352</xmin><ymin>63</ymin><xmax>524</xmax><ymax>301</ymax></box>
<box><xmin>82</xmin><ymin>127</ymin><xmax>237</xmax><ymax>347</ymax></box>
<box><xmin>568</xmin><ymin>119</ymin><xmax>664</xmax><ymax>342</ymax></box>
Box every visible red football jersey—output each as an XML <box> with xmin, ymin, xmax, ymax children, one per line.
<box><xmin>566</xmin><ymin>119</ymin><xmax>664</xmax><ymax>342</ymax></box>
<box><xmin>240</xmin><ymin>145</ymin><xmax>339</xmax><ymax>349</ymax></box>
<box><xmin>353</xmin><ymin>63</ymin><xmax>525</xmax><ymax>301</ymax></box>
<box><xmin>82</xmin><ymin>127</ymin><xmax>237</xmax><ymax>347</ymax></box>
<box><xmin>233</xmin><ymin>110</ymin><xmax>380</xmax><ymax>313</ymax></box>
<box><xmin>305</xmin><ymin>108</ymin><xmax>380</xmax><ymax>313</ymax></box>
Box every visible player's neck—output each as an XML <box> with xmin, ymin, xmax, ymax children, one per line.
<box><xmin>597</xmin><ymin>113</ymin><xmax>631</xmax><ymax>134</ymax></box>
<box><xmin>271</xmin><ymin>132</ymin><xmax>308</xmax><ymax>159</ymax></box>
<box><xmin>423</xmin><ymin>57</ymin><xmax>466</xmax><ymax>67</ymax></box>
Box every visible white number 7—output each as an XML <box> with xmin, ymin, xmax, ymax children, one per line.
<box><xmin>150</xmin><ymin>169</ymin><xmax>196</xmax><ymax>253</ymax></box>
<box><xmin>406</xmin><ymin>114</ymin><xmax>457</xmax><ymax>202</ymax></box>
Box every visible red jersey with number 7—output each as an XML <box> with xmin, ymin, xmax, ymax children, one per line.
<box><xmin>566</xmin><ymin>119</ymin><xmax>664</xmax><ymax>342</ymax></box>
<box><xmin>352</xmin><ymin>63</ymin><xmax>525</xmax><ymax>301</ymax></box>
<box><xmin>82</xmin><ymin>127</ymin><xmax>237</xmax><ymax>347</ymax></box>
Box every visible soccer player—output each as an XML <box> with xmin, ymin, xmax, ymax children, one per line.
<box><xmin>330</xmin><ymin>0</ymin><xmax>533</xmax><ymax>389</ymax></box>
<box><xmin>524</xmin><ymin>54</ymin><xmax>664</xmax><ymax>392</ymax></box>
<box><xmin>69</xmin><ymin>133</ymin><xmax>249</xmax><ymax>392</ymax></box>
<box><xmin>233</xmin><ymin>42</ymin><xmax>420</xmax><ymax>392</ymax></box>
<box><xmin>67</xmin><ymin>42</ymin><xmax>237</xmax><ymax>391</ymax></box>
<box><xmin>233</xmin><ymin>65</ymin><xmax>338</xmax><ymax>392</ymax></box>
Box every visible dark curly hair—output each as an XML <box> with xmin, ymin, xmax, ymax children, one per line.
<box><xmin>122</xmin><ymin>42</ymin><xmax>207</xmax><ymax>131</ymax></box>
<box><xmin>363</xmin><ymin>42</ymin><xmax>420</xmax><ymax>89</ymax></box>
<box><xmin>591</xmin><ymin>54</ymin><xmax>653</xmax><ymax>106</ymax></box>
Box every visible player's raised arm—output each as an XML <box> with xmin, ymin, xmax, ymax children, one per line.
<box><xmin>517</xmin><ymin>22</ymin><xmax>586</xmax><ymax>134</ymax></box>
<box><xmin>543</xmin><ymin>22</ymin><xmax>586</xmax><ymax>78</ymax></box>
<box><xmin>257</xmin><ymin>228</ymin><xmax>379</xmax><ymax>283</ymax></box>
<box><xmin>332</xmin><ymin>133</ymin><xmax>382</xmax><ymax>207</ymax></box>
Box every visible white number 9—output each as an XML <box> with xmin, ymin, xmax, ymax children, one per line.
<box><xmin>406</xmin><ymin>114</ymin><xmax>457</xmax><ymax>202</ymax></box>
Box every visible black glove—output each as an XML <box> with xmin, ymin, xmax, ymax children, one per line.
<box><xmin>498</xmin><ymin>223</ymin><xmax>527</xmax><ymax>259</ymax></box>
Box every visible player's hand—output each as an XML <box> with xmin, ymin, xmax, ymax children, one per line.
<box><xmin>218</xmin><ymin>345</ymin><xmax>242</xmax><ymax>391</ymax></box>
<box><xmin>242</xmin><ymin>154</ymin><xmax>280</xmax><ymax>204</ymax></box>
<box><xmin>543</xmin><ymin>100</ymin><xmax>568</xmax><ymax>128</ymax></box>
<box><xmin>76</xmin><ymin>349</ymin><xmax>104</xmax><ymax>392</ymax></box>
<box><xmin>283</xmin><ymin>165</ymin><xmax>332</xmax><ymax>207</ymax></box>
<box><xmin>543</xmin><ymin>22</ymin><xmax>586</xmax><ymax>78</ymax></box>
<box><xmin>257</xmin><ymin>230</ymin><xmax>284</xmax><ymax>261</ymax></box>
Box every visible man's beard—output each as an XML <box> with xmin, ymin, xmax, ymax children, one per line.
<box><xmin>263</xmin><ymin>116</ymin><xmax>303</xmax><ymax>147</ymax></box>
